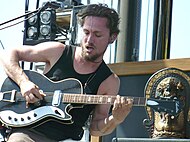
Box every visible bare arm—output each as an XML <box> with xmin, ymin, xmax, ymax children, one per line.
<box><xmin>90</xmin><ymin>74</ymin><xmax>133</xmax><ymax>136</ymax></box>
<box><xmin>1</xmin><ymin>41</ymin><xmax>65</xmax><ymax>105</ymax></box>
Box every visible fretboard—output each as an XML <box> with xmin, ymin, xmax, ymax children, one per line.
<box><xmin>0</xmin><ymin>91</ymin><xmax>146</xmax><ymax>106</ymax></box>
<box><xmin>62</xmin><ymin>93</ymin><xmax>146</xmax><ymax>106</ymax></box>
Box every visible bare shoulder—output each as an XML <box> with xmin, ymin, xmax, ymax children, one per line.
<box><xmin>35</xmin><ymin>41</ymin><xmax>65</xmax><ymax>51</ymax></box>
<box><xmin>35</xmin><ymin>42</ymin><xmax>66</xmax><ymax>71</ymax></box>
<box><xmin>98</xmin><ymin>73</ymin><xmax>120</xmax><ymax>95</ymax></box>
<box><xmin>107</xmin><ymin>73</ymin><xmax>120</xmax><ymax>86</ymax></box>
<box><xmin>14</xmin><ymin>41</ymin><xmax>66</xmax><ymax>72</ymax></box>
<box><xmin>35</xmin><ymin>41</ymin><xmax>65</xmax><ymax>60</ymax></box>
<box><xmin>14</xmin><ymin>41</ymin><xmax>65</xmax><ymax>57</ymax></box>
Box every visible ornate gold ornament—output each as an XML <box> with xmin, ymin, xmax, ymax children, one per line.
<box><xmin>144</xmin><ymin>68</ymin><xmax>190</xmax><ymax>138</ymax></box>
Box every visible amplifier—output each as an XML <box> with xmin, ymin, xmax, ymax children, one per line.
<box><xmin>112</xmin><ymin>138</ymin><xmax>190</xmax><ymax>142</ymax></box>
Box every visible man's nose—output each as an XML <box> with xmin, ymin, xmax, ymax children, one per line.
<box><xmin>87</xmin><ymin>34</ymin><xmax>94</xmax><ymax>43</ymax></box>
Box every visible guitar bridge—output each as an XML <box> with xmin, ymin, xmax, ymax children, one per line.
<box><xmin>0</xmin><ymin>90</ymin><xmax>16</xmax><ymax>102</ymax></box>
<box><xmin>52</xmin><ymin>90</ymin><xmax>62</xmax><ymax>107</ymax></box>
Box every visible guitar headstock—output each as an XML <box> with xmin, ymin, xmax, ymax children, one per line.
<box><xmin>146</xmin><ymin>97</ymin><xmax>184</xmax><ymax>116</ymax></box>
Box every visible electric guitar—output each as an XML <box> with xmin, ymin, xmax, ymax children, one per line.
<box><xmin>0</xmin><ymin>70</ymin><xmax>183</xmax><ymax>128</ymax></box>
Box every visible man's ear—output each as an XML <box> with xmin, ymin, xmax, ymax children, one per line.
<box><xmin>109</xmin><ymin>34</ymin><xmax>118</xmax><ymax>43</ymax></box>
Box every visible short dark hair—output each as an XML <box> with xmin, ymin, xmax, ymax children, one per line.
<box><xmin>77</xmin><ymin>3</ymin><xmax>120</xmax><ymax>35</ymax></box>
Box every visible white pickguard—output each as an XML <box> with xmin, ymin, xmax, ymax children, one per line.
<box><xmin>0</xmin><ymin>106</ymin><xmax>66</xmax><ymax>127</ymax></box>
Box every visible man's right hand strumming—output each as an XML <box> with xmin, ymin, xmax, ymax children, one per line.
<box><xmin>19</xmin><ymin>80</ymin><xmax>46</xmax><ymax>108</ymax></box>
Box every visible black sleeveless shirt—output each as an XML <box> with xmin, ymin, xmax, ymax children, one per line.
<box><xmin>43</xmin><ymin>45</ymin><xmax>113</xmax><ymax>141</ymax></box>
<box><xmin>45</xmin><ymin>45</ymin><xmax>112</xmax><ymax>94</ymax></box>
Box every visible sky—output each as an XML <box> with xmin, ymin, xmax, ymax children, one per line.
<box><xmin>0</xmin><ymin>0</ymin><xmax>190</xmax><ymax>83</ymax></box>
<box><xmin>170</xmin><ymin>0</ymin><xmax>190</xmax><ymax>58</ymax></box>
<box><xmin>139</xmin><ymin>0</ymin><xmax>190</xmax><ymax>60</ymax></box>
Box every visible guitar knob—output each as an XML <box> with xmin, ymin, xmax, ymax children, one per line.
<box><xmin>21</xmin><ymin>118</ymin><xmax>24</xmax><ymax>121</ymax></box>
<box><xmin>55</xmin><ymin>109</ymin><xmax>61</xmax><ymax>115</ymax></box>
<box><xmin>34</xmin><ymin>113</ymin><xmax>37</xmax><ymax>117</ymax></box>
<box><xmin>8</xmin><ymin>116</ymin><xmax>12</xmax><ymax>120</ymax></box>
<box><xmin>14</xmin><ymin>118</ymin><xmax>18</xmax><ymax>121</ymax></box>
<box><xmin>27</xmin><ymin>116</ymin><xmax>31</xmax><ymax>120</ymax></box>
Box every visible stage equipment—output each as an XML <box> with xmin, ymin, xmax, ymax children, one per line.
<box><xmin>24</xmin><ymin>8</ymin><xmax>56</xmax><ymax>45</ymax></box>
<box><xmin>23</xmin><ymin>1</ymin><xmax>59</xmax><ymax>45</ymax></box>
<box><xmin>0</xmin><ymin>0</ymin><xmax>85</xmax><ymax>46</ymax></box>
<box><xmin>143</xmin><ymin>68</ymin><xmax>190</xmax><ymax>138</ymax></box>
<box><xmin>23</xmin><ymin>0</ymin><xmax>84</xmax><ymax>45</ymax></box>
<box><xmin>112</xmin><ymin>137</ymin><xmax>190</xmax><ymax>142</ymax></box>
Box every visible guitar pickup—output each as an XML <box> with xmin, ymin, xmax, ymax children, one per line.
<box><xmin>52</xmin><ymin>90</ymin><xmax>62</xmax><ymax>107</ymax></box>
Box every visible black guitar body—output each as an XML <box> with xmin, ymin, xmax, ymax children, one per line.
<box><xmin>0</xmin><ymin>70</ymin><xmax>183</xmax><ymax>140</ymax></box>
<box><xmin>0</xmin><ymin>70</ymin><xmax>86</xmax><ymax>140</ymax></box>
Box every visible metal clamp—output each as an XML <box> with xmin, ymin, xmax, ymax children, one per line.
<box><xmin>0</xmin><ymin>90</ymin><xmax>16</xmax><ymax>102</ymax></box>
<box><xmin>52</xmin><ymin>90</ymin><xmax>62</xmax><ymax>106</ymax></box>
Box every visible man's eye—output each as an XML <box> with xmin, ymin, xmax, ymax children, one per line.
<box><xmin>96</xmin><ymin>34</ymin><xmax>102</xmax><ymax>37</ymax></box>
<box><xmin>84</xmin><ymin>32</ymin><xmax>89</xmax><ymax>35</ymax></box>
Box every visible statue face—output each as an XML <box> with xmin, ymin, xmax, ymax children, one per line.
<box><xmin>144</xmin><ymin>68</ymin><xmax>190</xmax><ymax>138</ymax></box>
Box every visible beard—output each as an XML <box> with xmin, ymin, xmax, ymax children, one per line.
<box><xmin>80</xmin><ymin>39</ymin><xmax>108</xmax><ymax>63</ymax></box>
<box><xmin>81</xmin><ymin>47</ymin><xmax>100</xmax><ymax>62</ymax></box>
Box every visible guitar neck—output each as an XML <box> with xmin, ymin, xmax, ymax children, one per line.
<box><xmin>0</xmin><ymin>91</ymin><xmax>146</xmax><ymax>106</ymax></box>
<box><xmin>62</xmin><ymin>93</ymin><xmax>146</xmax><ymax>106</ymax></box>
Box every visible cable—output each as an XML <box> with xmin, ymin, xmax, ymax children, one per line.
<box><xmin>0</xmin><ymin>1</ymin><xmax>55</xmax><ymax>31</ymax></box>
<box><xmin>0</xmin><ymin>9</ymin><xmax>40</xmax><ymax>31</ymax></box>
<box><xmin>0</xmin><ymin>40</ymin><xmax>5</xmax><ymax>49</ymax></box>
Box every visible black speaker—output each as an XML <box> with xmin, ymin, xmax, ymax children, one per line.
<box><xmin>112</xmin><ymin>138</ymin><xmax>190</xmax><ymax>142</ymax></box>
